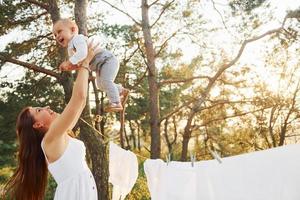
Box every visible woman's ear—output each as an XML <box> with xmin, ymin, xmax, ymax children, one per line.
<box><xmin>33</xmin><ymin>122</ymin><xmax>43</xmax><ymax>130</ymax></box>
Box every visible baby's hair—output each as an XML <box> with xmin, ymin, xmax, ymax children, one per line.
<box><xmin>53</xmin><ymin>18</ymin><xmax>78</xmax><ymax>32</ymax></box>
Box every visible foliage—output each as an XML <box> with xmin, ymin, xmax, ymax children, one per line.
<box><xmin>126</xmin><ymin>161</ymin><xmax>151</xmax><ymax>200</ymax></box>
<box><xmin>229</xmin><ymin>0</ymin><xmax>267</xmax><ymax>14</ymax></box>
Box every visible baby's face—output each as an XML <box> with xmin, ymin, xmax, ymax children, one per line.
<box><xmin>53</xmin><ymin>21</ymin><xmax>75</xmax><ymax>47</ymax></box>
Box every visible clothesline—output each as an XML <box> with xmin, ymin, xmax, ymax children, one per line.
<box><xmin>80</xmin><ymin>117</ymin><xmax>221</xmax><ymax>162</ymax></box>
<box><xmin>80</xmin><ymin>117</ymin><xmax>117</xmax><ymax>142</ymax></box>
<box><xmin>80</xmin><ymin>117</ymin><xmax>149</xmax><ymax>160</ymax></box>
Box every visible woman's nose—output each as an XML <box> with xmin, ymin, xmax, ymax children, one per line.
<box><xmin>44</xmin><ymin>106</ymin><xmax>50</xmax><ymax>110</ymax></box>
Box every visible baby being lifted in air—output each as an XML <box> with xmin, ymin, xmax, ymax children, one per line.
<box><xmin>53</xmin><ymin>18</ymin><xmax>129</xmax><ymax>112</ymax></box>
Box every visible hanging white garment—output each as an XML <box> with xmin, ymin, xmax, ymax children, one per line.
<box><xmin>109</xmin><ymin>142</ymin><xmax>138</xmax><ymax>200</ymax></box>
<box><xmin>144</xmin><ymin>144</ymin><xmax>300</xmax><ymax>200</ymax></box>
<box><xmin>144</xmin><ymin>159</ymin><xmax>199</xmax><ymax>200</ymax></box>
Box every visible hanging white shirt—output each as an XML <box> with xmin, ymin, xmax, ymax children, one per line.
<box><xmin>144</xmin><ymin>159</ymin><xmax>199</xmax><ymax>200</ymax></box>
<box><xmin>109</xmin><ymin>142</ymin><xmax>138</xmax><ymax>200</ymax></box>
<box><xmin>144</xmin><ymin>144</ymin><xmax>300</xmax><ymax>200</ymax></box>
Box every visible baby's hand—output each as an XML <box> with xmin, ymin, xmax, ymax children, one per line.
<box><xmin>59</xmin><ymin>60</ymin><xmax>78</xmax><ymax>71</ymax></box>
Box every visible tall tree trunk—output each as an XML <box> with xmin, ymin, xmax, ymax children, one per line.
<box><xmin>136</xmin><ymin>120</ymin><xmax>141</xmax><ymax>151</ymax></box>
<box><xmin>141</xmin><ymin>0</ymin><xmax>161</xmax><ymax>159</ymax></box>
<box><xmin>181</xmin><ymin>112</ymin><xmax>195</xmax><ymax>161</ymax></box>
<box><xmin>75</xmin><ymin>1</ymin><xmax>109</xmax><ymax>199</ymax></box>
<box><xmin>120</xmin><ymin>110</ymin><xmax>125</xmax><ymax>148</ymax></box>
<box><xmin>163</xmin><ymin>116</ymin><xmax>178</xmax><ymax>155</ymax></box>
<box><xmin>163</xmin><ymin>118</ymin><xmax>172</xmax><ymax>154</ymax></box>
<box><xmin>268</xmin><ymin>107</ymin><xmax>277</xmax><ymax>147</ymax></box>
<box><xmin>91</xmin><ymin>80</ymin><xmax>101</xmax><ymax>130</ymax></box>
<box><xmin>75</xmin><ymin>0</ymin><xmax>88</xmax><ymax>36</ymax></box>
<box><xmin>124</xmin><ymin>126</ymin><xmax>131</xmax><ymax>149</ymax></box>
<box><xmin>48</xmin><ymin>0</ymin><xmax>60</xmax><ymax>23</ymax></box>
<box><xmin>79</xmin><ymin>95</ymin><xmax>109</xmax><ymax>200</ymax></box>
<box><xmin>100</xmin><ymin>92</ymin><xmax>106</xmax><ymax>134</ymax></box>
<box><xmin>278</xmin><ymin>82</ymin><xmax>299</xmax><ymax>146</ymax></box>
<box><xmin>129</xmin><ymin>120</ymin><xmax>137</xmax><ymax>149</ymax></box>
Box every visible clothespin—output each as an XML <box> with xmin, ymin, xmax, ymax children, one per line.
<box><xmin>166</xmin><ymin>153</ymin><xmax>171</xmax><ymax>166</ymax></box>
<box><xmin>94</xmin><ymin>115</ymin><xmax>103</xmax><ymax>122</ymax></box>
<box><xmin>190</xmin><ymin>152</ymin><xmax>196</xmax><ymax>167</ymax></box>
<box><xmin>209</xmin><ymin>149</ymin><xmax>222</xmax><ymax>164</ymax></box>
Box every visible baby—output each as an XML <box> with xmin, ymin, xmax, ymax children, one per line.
<box><xmin>52</xmin><ymin>18</ymin><xmax>129</xmax><ymax>112</ymax></box>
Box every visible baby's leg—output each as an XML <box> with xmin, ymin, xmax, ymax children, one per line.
<box><xmin>98</xmin><ymin>56</ymin><xmax>122</xmax><ymax>104</ymax></box>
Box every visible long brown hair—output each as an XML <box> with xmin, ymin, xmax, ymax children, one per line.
<box><xmin>3</xmin><ymin>107</ymin><xmax>48</xmax><ymax>200</ymax></box>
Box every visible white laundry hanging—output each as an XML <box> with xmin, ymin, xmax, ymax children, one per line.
<box><xmin>144</xmin><ymin>159</ymin><xmax>199</xmax><ymax>200</ymax></box>
<box><xmin>109</xmin><ymin>142</ymin><xmax>138</xmax><ymax>200</ymax></box>
<box><xmin>144</xmin><ymin>144</ymin><xmax>300</xmax><ymax>200</ymax></box>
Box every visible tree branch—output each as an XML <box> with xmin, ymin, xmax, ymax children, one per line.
<box><xmin>121</xmin><ymin>47</ymin><xmax>139</xmax><ymax>66</ymax></box>
<box><xmin>149</xmin><ymin>0</ymin><xmax>160</xmax><ymax>7</ymax></box>
<box><xmin>192</xmin><ymin>16</ymin><xmax>288</xmax><ymax>112</ymax></box>
<box><xmin>285</xmin><ymin>134</ymin><xmax>300</xmax><ymax>138</ymax></box>
<box><xmin>160</xmin><ymin>99</ymin><xmax>196</xmax><ymax>123</ymax></box>
<box><xmin>210</xmin><ymin>0</ymin><xmax>230</xmax><ymax>32</ymax></box>
<box><xmin>155</xmin><ymin>30</ymin><xmax>179</xmax><ymax>57</ymax></box>
<box><xmin>8</xmin><ymin>11</ymin><xmax>48</xmax><ymax>26</ymax></box>
<box><xmin>196</xmin><ymin>106</ymin><xmax>273</xmax><ymax>128</ymax></box>
<box><xmin>25</xmin><ymin>0</ymin><xmax>49</xmax><ymax>10</ymax></box>
<box><xmin>159</xmin><ymin>75</ymin><xmax>211</xmax><ymax>86</ymax></box>
<box><xmin>160</xmin><ymin>99</ymin><xmax>260</xmax><ymax>123</ymax></box>
<box><xmin>100</xmin><ymin>0</ymin><xmax>141</xmax><ymax>26</ymax></box>
<box><xmin>150</xmin><ymin>0</ymin><xmax>176</xmax><ymax>28</ymax></box>
<box><xmin>136</xmin><ymin>38</ymin><xmax>150</xmax><ymax>71</ymax></box>
<box><xmin>0</xmin><ymin>54</ymin><xmax>60</xmax><ymax>79</ymax></box>
<box><xmin>129</xmin><ymin>70</ymin><xmax>148</xmax><ymax>90</ymax></box>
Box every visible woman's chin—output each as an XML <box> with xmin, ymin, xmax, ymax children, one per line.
<box><xmin>52</xmin><ymin>113</ymin><xmax>59</xmax><ymax>119</ymax></box>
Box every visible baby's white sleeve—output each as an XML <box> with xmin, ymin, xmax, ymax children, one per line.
<box><xmin>69</xmin><ymin>35</ymin><xmax>88</xmax><ymax>65</ymax></box>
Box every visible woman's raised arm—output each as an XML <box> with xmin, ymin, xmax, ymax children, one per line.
<box><xmin>44</xmin><ymin>49</ymin><xmax>94</xmax><ymax>143</ymax></box>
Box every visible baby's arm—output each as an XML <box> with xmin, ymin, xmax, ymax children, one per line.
<box><xmin>59</xmin><ymin>35</ymin><xmax>88</xmax><ymax>71</ymax></box>
<box><xmin>69</xmin><ymin>34</ymin><xmax>88</xmax><ymax>65</ymax></box>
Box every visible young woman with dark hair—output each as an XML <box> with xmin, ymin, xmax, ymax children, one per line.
<box><xmin>3</xmin><ymin>49</ymin><xmax>97</xmax><ymax>200</ymax></box>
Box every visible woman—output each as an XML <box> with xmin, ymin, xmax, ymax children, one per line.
<box><xmin>3</xmin><ymin>49</ymin><xmax>97</xmax><ymax>200</ymax></box>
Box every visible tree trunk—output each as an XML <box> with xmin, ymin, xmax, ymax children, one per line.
<box><xmin>279</xmin><ymin>83</ymin><xmax>299</xmax><ymax>146</ymax></box>
<box><xmin>129</xmin><ymin>120</ymin><xmax>137</xmax><ymax>149</ymax></box>
<box><xmin>268</xmin><ymin>107</ymin><xmax>277</xmax><ymax>147</ymax></box>
<box><xmin>181</xmin><ymin>112</ymin><xmax>195</xmax><ymax>161</ymax></box>
<box><xmin>79</xmin><ymin>100</ymin><xmax>109</xmax><ymax>200</ymax></box>
<box><xmin>124</xmin><ymin>125</ymin><xmax>131</xmax><ymax>149</ymax></box>
<box><xmin>120</xmin><ymin>109</ymin><xmax>125</xmax><ymax>148</ymax></box>
<box><xmin>48</xmin><ymin>0</ymin><xmax>60</xmax><ymax>23</ymax></box>
<box><xmin>163</xmin><ymin>118</ymin><xmax>172</xmax><ymax>154</ymax></box>
<box><xmin>100</xmin><ymin>92</ymin><xmax>106</xmax><ymax>134</ymax></box>
<box><xmin>141</xmin><ymin>0</ymin><xmax>161</xmax><ymax>159</ymax></box>
<box><xmin>75</xmin><ymin>0</ymin><xmax>88</xmax><ymax>36</ymax></box>
<box><xmin>136</xmin><ymin>120</ymin><xmax>141</xmax><ymax>151</ymax></box>
<box><xmin>91</xmin><ymin>79</ymin><xmax>101</xmax><ymax>130</ymax></box>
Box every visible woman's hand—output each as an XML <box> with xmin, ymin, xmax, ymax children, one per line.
<box><xmin>59</xmin><ymin>60</ymin><xmax>78</xmax><ymax>71</ymax></box>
